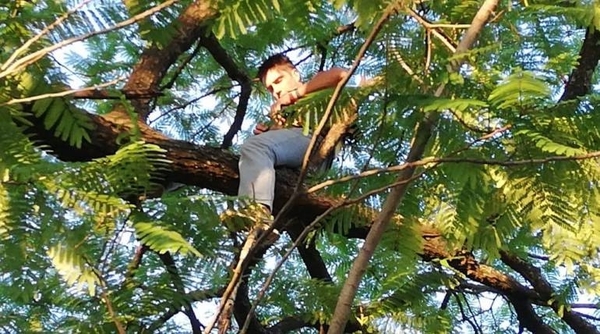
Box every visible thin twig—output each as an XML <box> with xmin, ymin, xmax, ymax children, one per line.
<box><xmin>570</xmin><ymin>304</ymin><xmax>600</xmax><ymax>309</ymax></box>
<box><xmin>454</xmin><ymin>292</ymin><xmax>482</xmax><ymax>334</ymax></box>
<box><xmin>160</xmin><ymin>39</ymin><xmax>204</xmax><ymax>91</ymax></box>
<box><xmin>100</xmin><ymin>288</ymin><xmax>126</xmax><ymax>334</ymax></box>
<box><xmin>1</xmin><ymin>77</ymin><xmax>125</xmax><ymax>106</ymax></box>
<box><xmin>86</xmin><ymin>257</ymin><xmax>126</xmax><ymax>334</ymax></box>
<box><xmin>574</xmin><ymin>312</ymin><xmax>600</xmax><ymax>322</ymax></box>
<box><xmin>407</xmin><ymin>8</ymin><xmax>458</xmax><ymax>53</ymax></box>
<box><xmin>390</xmin><ymin>48</ymin><xmax>425</xmax><ymax>85</ymax></box>
<box><xmin>0</xmin><ymin>0</ymin><xmax>179</xmax><ymax>79</ymax></box>
<box><xmin>98</xmin><ymin>212</ymin><xmax>131</xmax><ymax>277</ymax></box>
<box><xmin>306</xmin><ymin>126</ymin><xmax>510</xmax><ymax>194</ymax></box>
<box><xmin>148</xmin><ymin>85</ymin><xmax>235</xmax><ymax>126</ymax></box>
<box><xmin>202</xmin><ymin>227</ymin><xmax>262</xmax><ymax>334</ymax></box>
<box><xmin>0</xmin><ymin>0</ymin><xmax>92</xmax><ymax>71</ymax></box>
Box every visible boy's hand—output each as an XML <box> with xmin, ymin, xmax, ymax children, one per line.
<box><xmin>269</xmin><ymin>103</ymin><xmax>287</xmax><ymax>125</ymax></box>
<box><xmin>253</xmin><ymin>123</ymin><xmax>270</xmax><ymax>135</ymax></box>
<box><xmin>253</xmin><ymin>119</ymin><xmax>284</xmax><ymax>135</ymax></box>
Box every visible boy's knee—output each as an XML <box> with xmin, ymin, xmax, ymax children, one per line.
<box><xmin>240</xmin><ymin>135</ymin><xmax>271</xmax><ymax>159</ymax></box>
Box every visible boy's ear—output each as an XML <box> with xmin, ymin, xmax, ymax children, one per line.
<box><xmin>293</xmin><ymin>69</ymin><xmax>300</xmax><ymax>81</ymax></box>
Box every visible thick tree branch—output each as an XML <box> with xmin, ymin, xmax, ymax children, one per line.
<box><xmin>122</xmin><ymin>1</ymin><xmax>218</xmax><ymax>122</ymax></box>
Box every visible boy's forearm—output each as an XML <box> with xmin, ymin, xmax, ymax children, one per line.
<box><xmin>298</xmin><ymin>67</ymin><xmax>348</xmax><ymax>97</ymax></box>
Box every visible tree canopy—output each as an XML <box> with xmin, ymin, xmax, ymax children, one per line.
<box><xmin>1</xmin><ymin>0</ymin><xmax>600</xmax><ymax>333</ymax></box>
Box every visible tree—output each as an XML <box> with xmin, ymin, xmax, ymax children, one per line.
<box><xmin>1</xmin><ymin>0</ymin><xmax>600</xmax><ymax>333</ymax></box>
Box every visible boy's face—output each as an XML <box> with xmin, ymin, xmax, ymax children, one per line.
<box><xmin>263</xmin><ymin>66</ymin><xmax>301</xmax><ymax>100</ymax></box>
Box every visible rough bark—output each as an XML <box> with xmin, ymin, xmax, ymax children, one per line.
<box><xmin>121</xmin><ymin>1</ymin><xmax>218</xmax><ymax>121</ymax></box>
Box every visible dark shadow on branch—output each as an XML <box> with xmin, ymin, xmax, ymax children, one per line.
<box><xmin>157</xmin><ymin>251</ymin><xmax>204</xmax><ymax>334</ymax></box>
<box><xmin>287</xmin><ymin>224</ymin><xmax>333</xmax><ymax>283</ymax></box>
<box><xmin>197</xmin><ymin>32</ymin><xmax>253</xmax><ymax>150</ymax></box>
<box><xmin>500</xmin><ymin>251</ymin><xmax>600</xmax><ymax>334</ymax></box>
<box><xmin>560</xmin><ymin>27</ymin><xmax>600</xmax><ymax>101</ymax></box>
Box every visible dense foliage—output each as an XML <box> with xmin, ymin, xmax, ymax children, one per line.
<box><xmin>1</xmin><ymin>0</ymin><xmax>600</xmax><ymax>333</ymax></box>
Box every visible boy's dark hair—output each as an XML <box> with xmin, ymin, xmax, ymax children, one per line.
<box><xmin>257</xmin><ymin>53</ymin><xmax>295</xmax><ymax>83</ymax></box>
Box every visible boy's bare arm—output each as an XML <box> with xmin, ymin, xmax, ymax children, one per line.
<box><xmin>274</xmin><ymin>67</ymin><xmax>348</xmax><ymax>108</ymax></box>
<box><xmin>298</xmin><ymin>67</ymin><xmax>348</xmax><ymax>97</ymax></box>
<box><xmin>259</xmin><ymin>67</ymin><xmax>348</xmax><ymax>134</ymax></box>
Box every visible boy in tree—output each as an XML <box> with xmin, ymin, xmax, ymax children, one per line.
<box><xmin>224</xmin><ymin>54</ymin><xmax>347</xmax><ymax>236</ymax></box>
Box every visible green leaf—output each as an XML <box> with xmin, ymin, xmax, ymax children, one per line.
<box><xmin>488</xmin><ymin>71</ymin><xmax>550</xmax><ymax>109</ymax></box>
<box><xmin>47</xmin><ymin>244</ymin><xmax>100</xmax><ymax>297</ymax></box>
<box><xmin>134</xmin><ymin>222</ymin><xmax>202</xmax><ymax>257</ymax></box>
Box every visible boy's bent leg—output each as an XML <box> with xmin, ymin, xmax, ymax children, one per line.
<box><xmin>238</xmin><ymin>128</ymin><xmax>310</xmax><ymax>209</ymax></box>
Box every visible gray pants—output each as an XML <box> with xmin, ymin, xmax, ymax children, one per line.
<box><xmin>238</xmin><ymin>127</ymin><xmax>311</xmax><ymax>209</ymax></box>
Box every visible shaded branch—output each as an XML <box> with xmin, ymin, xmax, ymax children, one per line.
<box><xmin>233</xmin><ymin>281</ymin><xmax>268</xmax><ymax>334</ymax></box>
<box><xmin>157</xmin><ymin>251</ymin><xmax>203</xmax><ymax>334</ymax></box>
<box><xmin>266</xmin><ymin>315</ymin><xmax>361</xmax><ymax>334</ymax></box>
<box><xmin>196</xmin><ymin>32</ymin><xmax>253</xmax><ymax>150</ymax></box>
<box><xmin>287</xmin><ymin>225</ymin><xmax>333</xmax><ymax>283</ymax></box>
<box><xmin>147</xmin><ymin>287</ymin><xmax>224</xmax><ymax>332</ymax></box>
<box><xmin>560</xmin><ymin>27</ymin><xmax>600</xmax><ymax>101</ymax></box>
<box><xmin>267</xmin><ymin>316</ymin><xmax>310</xmax><ymax>334</ymax></box>
<box><xmin>500</xmin><ymin>251</ymin><xmax>600</xmax><ymax>334</ymax></box>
